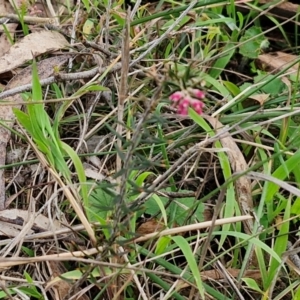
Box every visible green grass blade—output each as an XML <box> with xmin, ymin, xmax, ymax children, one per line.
<box><xmin>61</xmin><ymin>142</ymin><xmax>88</xmax><ymax>206</ymax></box>
<box><xmin>172</xmin><ymin>235</ymin><xmax>205</xmax><ymax>299</ymax></box>
<box><xmin>266</xmin><ymin>198</ymin><xmax>290</xmax><ymax>289</ymax></box>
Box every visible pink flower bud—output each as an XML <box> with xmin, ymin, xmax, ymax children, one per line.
<box><xmin>191</xmin><ymin>89</ymin><xmax>205</xmax><ymax>99</ymax></box>
<box><xmin>169</xmin><ymin>91</ymin><xmax>184</xmax><ymax>102</ymax></box>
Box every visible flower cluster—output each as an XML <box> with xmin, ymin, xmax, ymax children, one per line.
<box><xmin>169</xmin><ymin>89</ymin><xmax>205</xmax><ymax>115</ymax></box>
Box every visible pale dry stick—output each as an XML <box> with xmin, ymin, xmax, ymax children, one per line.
<box><xmin>44</xmin><ymin>0</ymin><xmax>59</xmax><ymax>26</ymax></box>
<box><xmin>111</xmin><ymin>274</ymin><xmax>135</xmax><ymax>300</ymax></box>
<box><xmin>49</xmin><ymin>168</ymin><xmax>96</xmax><ymax>245</ymax></box>
<box><xmin>69</xmin><ymin>0</ymin><xmax>81</xmax><ymax>70</ymax></box>
<box><xmin>133</xmin><ymin>216</ymin><xmax>252</xmax><ymax>243</ymax></box>
<box><xmin>83</xmin><ymin>41</ymin><xmax>118</xmax><ymax>58</ymax></box>
<box><xmin>0</xmin><ymin>281</ymin><xmax>14</xmax><ymax>300</ymax></box>
<box><xmin>0</xmin><ymin>275</ymin><xmax>44</xmax><ymax>284</ymax></box>
<box><xmin>71</xmin><ymin>0</ymin><xmax>81</xmax><ymax>45</ymax></box>
<box><xmin>0</xmin><ymin>216</ymin><xmax>252</xmax><ymax>269</ymax></box>
<box><xmin>0</xmin><ymin>67</ymin><xmax>100</xmax><ymax>99</ymax></box>
<box><xmin>232</xmin><ymin>138</ymin><xmax>294</xmax><ymax>156</ymax></box>
<box><xmin>0</xmin><ymin>14</ymin><xmax>55</xmax><ymax>24</ymax></box>
<box><xmin>215</xmin><ymin>260</ymin><xmax>246</xmax><ymax>300</ymax></box>
<box><xmin>130</xmin><ymin>0</ymin><xmax>142</xmax><ymax>19</ymax></box>
<box><xmin>117</xmin><ymin>246</ymin><xmax>148</xmax><ymax>300</ymax></box>
<box><xmin>104</xmin><ymin>0</ymin><xmax>112</xmax><ymax>47</ymax></box>
<box><xmin>10</xmin><ymin>214</ymin><xmax>252</xmax><ymax>248</ymax></box>
<box><xmin>246</xmin><ymin>172</ymin><xmax>300</xmax><ymax>198</ymax></box>
<box><xmin>0</xmin><ymin>197</ymin><xmax>36</xmax><ymax>257</ymax></box>
<box><xmin>0</xmin><ymin>221</ymin><xmax>88</xmax><ymax>247</ymax></box>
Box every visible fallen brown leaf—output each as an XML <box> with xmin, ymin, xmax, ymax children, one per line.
<box><xmin>0</xmin><ymin>30</ymin><xmax>69</xmax><ymax>75</ymax></box>
<box><xmin>257</xmin><ymin>52</ymin><xmax>300</xmax><ymax>75</ymax></box>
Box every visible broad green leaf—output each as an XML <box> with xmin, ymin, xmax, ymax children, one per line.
<box><xmin>209</xmin><ymin>42</ymin><xmax>235</xmax><ymax>79</ymax></box>
<box><xmin>85</xmin><ymin>205</ymin><xmax>111</xmax><ymax>239</ymax></box>
<box><xmin>254</xmin><ymin>74</ymin><xmax>285</xmax><ymax>96</ymax></box>
<box><xmin>87</xmin><ymin>185</ymin><xmax>114</xmax><ymax>221</ymax></box>
<box><xmin>31</xmin><ymin>59</ymin><xmax>48</xmax><ymax>137</ymax></box>
<box><xmin>239</xmin><ymin>26</ymin><xmax>269</xmax><ymax>59</ymax></box>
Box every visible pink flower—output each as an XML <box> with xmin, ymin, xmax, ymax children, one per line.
<box><xmin>169</xmin><ymin>89</ymin><xmax>205</xmax><ymax>115</ymax></box>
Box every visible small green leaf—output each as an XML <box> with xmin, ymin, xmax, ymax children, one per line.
<box><xmin>22</xmin><ymin>246</ymin><xmax>34</xmax><ymax>257</ymax></box>
<box><xmin>13</xmin><ymin>109</ymin><xmax>34</xmax><ymax>135</ymax></box>
<box><xmin>155</xmin><ymin>236</ymin><xmax>171</xmax><ymax>255</ymax></box>
<box><xmin>242</xmin><ymin>278</ymin><xmax>263</xmax><ymax>293</ymax></box>
<box><xmin>135</xmin><ymin>172</ymin><xmax>155</xmax><ymax>187</ymax></box>
<box><xmin>24</xmin><ymin>271</ymin><xmax>34</xmax><ymax>284</ymax></box>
